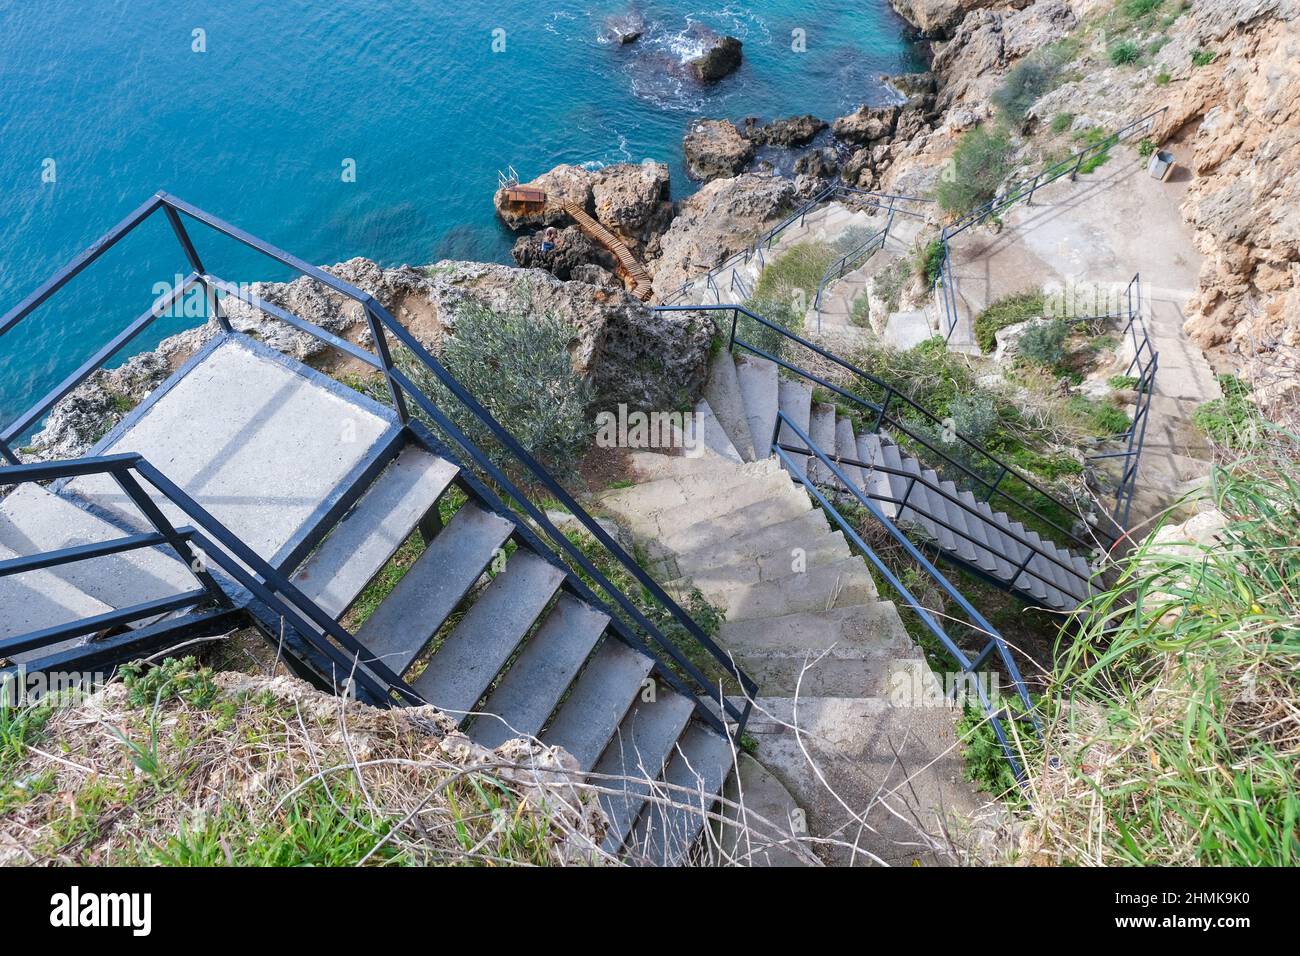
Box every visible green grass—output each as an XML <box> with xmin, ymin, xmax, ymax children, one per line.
<box><xmin>1193</xmin><ymin>374</ymin><xmax>1266</xmax><ymax>449</ymax></box>
<box><xmin>1109</xmin><ymin>40</ymin><xmax>1141</xmax><ymax>66</ymax></box>
<box><xmin>1108</xmin><ymin>374</ymin><xmax>1140</xmax><ymax>390</ymax></box>
<box><xmin>1031</xmin><ymin>456</ymin><xmax>1300</xmax><ymax>865</ymax></box>
<box><xmin>916</xmin><ymin>238</ymin><xmax>946</xmax><ymax>287</ymax></box>
<box><xmin>1154</xmin><ymin>71</ymin><xmax>1172</xmax><ymax>86</ymax></box>
<box><xmin>752</xmin><ymin>240</ymin><xmax>838</xmax><ymax>308</ymax></box>
<box><xmin>1072</xmin><ymin>127</ymin><xmax>1115</xmax><ymax>174</ymax></box>
<box><xmin>849</xmin><ymin>292</ymin><xmax>871</xmax><ymax>328</ymax></box>
<box><xmin>1050</xmin><ymin>112</ymin><xmax>1075</xmax><ymax>134</ymax></box>
<box><xmin>974</xmin><ymin>289</ymin><xmax>1046</xmax><ymax>354</ymax></box>
<box><xmin>1191</xmin><ymin>48</ymin><xmax>1217</xmax><ymax>67</ymax></box>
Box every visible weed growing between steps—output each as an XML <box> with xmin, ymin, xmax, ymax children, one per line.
<box><xmin>1193</xmin><ymin>375</ymin><xmax>1266</xmax><ymax>450</ymax></box>
<box><xmin>0</xmin><ymin>664</ymin><xmax>608</xmax><ymax>865</ymax></box>
<box><xmin>1022</xmin><ymin>451</ymin><xmax>1300</xmax><ymax>865</ymax></box>
<box><xmin>752</xmin><ymin>240</ymin><xmax>839</xmax><ymax>308</ymax></box>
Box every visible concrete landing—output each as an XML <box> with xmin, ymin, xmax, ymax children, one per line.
<box><xmin>62</xmin><ymin>334</ymin><xmax>396</xmax><ymax>564</ymax></box>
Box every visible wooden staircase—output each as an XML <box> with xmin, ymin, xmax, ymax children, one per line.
<box><xmin>563</xmin><ymin>201</ymin><xmax>653</xmax><ymax>301</ymax></box>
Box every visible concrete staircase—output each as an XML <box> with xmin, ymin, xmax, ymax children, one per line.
<box><xmin>0</xmin><ymin>332</ymin><xmax>738</xmax><ymax>866</ymax></box>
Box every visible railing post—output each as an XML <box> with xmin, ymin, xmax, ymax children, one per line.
<box><xmin>161</xmin><ymin>202</ymin><xmax>232</xmax><ymax>333</ymax></box>
<box><xmin>109</xmin><ymin>465</ymin><xmax>233</xmax><ymax>610</ymax></box>
<box><xmin>1070</xmin><ymin>152</ymin><xmax>1085</xmax><ymax>181</ymax></box>
<box><xmin>0</xmin><ymin>440</ymin><xmax>19</xmax><ymax>466</ymax></box>
<box><xmin>363</xmin><ymin>303</ymin><xmax>411</xmax><ymax>425</ymax></box>
<box><xmin>729</xmin><ymin>308</ymin><xmax>739</xmax><ymax>350</ymax></box>
<box><xmin>983</xmin><ymin>465</ymin><xmax>1008</xmax><ymax>502</ymax></box>
<box><xmin>872</xmin><ymin>389</ymin><xmax>893</xmax><ymax>433</ymax></box>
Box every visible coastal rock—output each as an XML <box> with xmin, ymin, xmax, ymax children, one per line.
<box><xmin>794</xmin><ymin>147</ymin><xmax>839</xmax><ymax>180</ymax></box>
<box><xmin>889</xmin><ymin>0</ymin><xmax>1004</xmax><ymax>38</ymax></box>
<box><xmin>650</xmin><ymin>172</ymin><xmax>797</xmax><ymax>299</ymax></box>
<box><xmin>421</xmin><ymin>261</ymin><xmax>713</xmax><ymax>411</ymax></box>
<box><xmin>591</xmin><ymin>161</ymin><xmax>672</xmax><ymax>235</ymax></box>
<box><xmin>493</xmin><ymin>164</ymin><xmax>593</xmax><ymax>230</ymax></box>
<box><xmin>604</xmin><ymin>12</ymin><xmax>645</xmax><ymax>44</ymax></box>
<box><xmin>689</xmin><ymin>35</ymin><xmax>742</xmax><ymax>82</ymax></box>
<box><xmin>683</xmin><ymin>119</ymin><xmax>756</xmax><ymax>181</ymax></box>
<box><xmin>842</xmin><ymin>148</ymin><xmax>878</xmax><ymax>189</ymax></box>
<box><xmin>511</xmin><ymin>226</ymin><xmax>605</xmax><ymax>280</ymax></box>
<box><xmin>1002</xmin><ymin>0</ymin><xmax>1077</xmax><ymax>60</ymax></box>
<box><xmin>931</xmin><ymin>9</ymin><xmax>1007</xmax><ymax>109</ymax></box>
<box><xmin>743</xmin><ymin>114</ymin><xmax>828</xmax><ymax>148</ymax></box>
<box><xmin>885</xmin><ymin>71</ymin><xmax>938</xmax><ymax>98</ymax></box>
<box><xmin>832</xmin><ymin>105</ymin><xmax>900</xmax><ymax>145</ymax></box>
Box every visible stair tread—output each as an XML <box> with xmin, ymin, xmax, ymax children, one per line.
<box><xmin>0</xmin><ymin>483</ymin><xmax>195</xmax><ymax>614</ymax></box>
<box><xmin>355</xmin><ymin>502</ymin><xmax>514</xmax><ymax>675</ymax></box>
<box><xmin>0</xmin><ymin>539</ymin><xmax>112</xmax><ymax>649</ymax></box>
<box><xmin>593</xmin><ymin>690</ymin><xmax>697</xmax><ymax>853</ymax></box>
<box><xmin>925</xmin><ymin>470</ymin><xmax>975</xmax><ymax>561</ymax></box>
<box><xmin>704</xmin><ymin>351</ymin><xmax>757</xmax><ymax>462</ymax></box>
<box><xmin>807</xmin><ymin>403</ymin><xmax>837</xmax><ymax>484</ymax></box>
<box><xmin>629</xmin><ymin>722</ymin><xmax>735</xmax><ymax>866</ymax></box>
<box><xmin>292</xmin><ymin>445</ymin><xmax>459</xmax><ymax>618</ymax></box>
<box><xmin>964</xmin><ymin>493</ymin><xmax>1016</xmax><ymax>578</ymax></box>
<box><xmin>470</xmin><ymin>594</ymin><xmax>610</xmax><ymax>749</ymax></box>
<box><xmin>835</xmin><ymin>416</ymin><xmax>864</xmax><ymax>491</ymax></box>
<box><xmin>776</xmin><ymin>380</ymin><xmax>813</xmax><ymax>478</ymax></box>
<box><xmin>735</xmin><ymin>355</ymin><xmax>779</xmax><ymax>461</ymax></box>
<box><xmin>855</xmin><ymin>432</ymin><xmax>898</xmax><ymax>517</ymax></box>
<box><xmin>410</xmin><ymin>550</ymin><xmax>565</xmax><ymax>717</ymax></box>
<box><xmin>542</xmin><ymin>639</ymin><xmax>655</xmax><ymax>772</ymax></box>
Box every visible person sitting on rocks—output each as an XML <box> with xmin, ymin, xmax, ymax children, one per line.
<box><xmin>540</xmin><ymin>226</ymin><xmax>559</xmax><ymax>254</ymax></box>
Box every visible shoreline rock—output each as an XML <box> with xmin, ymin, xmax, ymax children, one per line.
<box><xmin>689</xmin><ymin>35</ymin><xmax>742</xmax><ymax>82</ymax></box>
<box><xmin>683</xmin><ymin>119</ymin><xmax>755</xmax><ymax>181</ymax></box>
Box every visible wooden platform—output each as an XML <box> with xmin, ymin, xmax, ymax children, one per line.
<box><xmin>564</xmin><ymin>201</ymin><xmax>654</xmax><ymax>301</ymax></box>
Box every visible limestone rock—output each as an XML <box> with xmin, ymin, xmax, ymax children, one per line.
<box><xmin>420</xmin><ymin>261</ymin><xmax>713</xmax><ymax>412</ymax></box>
<box><xmin>650</xmin><ymin>173</ymin><xmax>797</xmax><ymax>299</ymax></box>
<box><xmin>591</xmin><ymin>160</ymin><xmax>672</xmax><ymax>236</ymax></box>
<box><xmin>1002</xmin><ymin>0</ymin><xmax>1077</xmax><ymax>60</ymax></box>
<box><xmin>511</xmin><ymin>226</ymin><xmax>605</xmax><ymax>280</ymax></box>
<box><xmin>493</xmin><ymin>164</ymin><xmax>593</xmax><ymax>230</ymax></box>
<box><xmin>889</xmin><ymin>0</ymin><xmax>1005</xmax><ymax>38</ymax></box>
<box><xmin>689</xmin><ymin>35</ymin><xmax>742</xmax><ymax>82</ymax></box>
<box><xmin>683</xmin><ymin>119</ymin><xmax>756</xmax><ymax>181</ymax></box>
<box><xmin>742</xmin><ymin>114</ymin><xmax>828</xmax><ymax>147</ymax></box>
<box><xmin>832</xmin><ymin>104</ymin><xmax>900</xmax><ymax>145</ymax></box>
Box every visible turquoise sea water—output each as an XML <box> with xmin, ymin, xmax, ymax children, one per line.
<box><xmin>0</xmin><ymin>0</ymin><xmax>921</xmax><ymax>430</ymax></box>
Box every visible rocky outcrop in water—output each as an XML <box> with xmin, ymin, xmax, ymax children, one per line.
<box><xmin>649</xmin><ymin>172</ymin><xmax>797</xmax><ymax>299</ymax></box>
<box><xmin>689</xmin><ymin>35</ymin><xmax>742</xmax><ymax>82</ymax></box>
<box><xmin>591</xmin><ymin>161</ymin><xmax>674</xmax><ymax>256</ymax></box>
<box><xmin>683</xmin><ymin>119</ymin><xmax>756</xmax><ymax>181</ymax></box>
<box><xmin>742</xmin><ymin>114</ymin><xmax>828</xmax><ymax>148</ymax></box>
<box><xmin>493</xmin><ymin>164</ymin><xmax>593</xmax><ymax>230</ymax></box>
<box><xmin>604</xmin><ymin>12</ymin><xmax>645</xmax><ymax>44</ymax></box>
<box><xmin>511</xmin><ymin>227</ymin><xmax>606</xmax><ymax>280</ymax></box>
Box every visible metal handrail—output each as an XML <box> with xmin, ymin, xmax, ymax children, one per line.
<box><xmin>0</xmin><ymin>192</ymin><xmax>756</xmax><ymax>733</ymax></box>
<box><xmin>775</xmin><ymin>440</ymin><xmax>1092</xmax><ymax>600</ymax></box>
<box><xmin>656</xmin><ymin>301</ymin><xmax>1115</xmax><ymax>553</ymax></box>
<box><xmin>773</xmin><ymin>410</ymin><xmax>1037</xmax><ymax>779</ymax></box>
<box><xmin>662</xmin><ymin>185</ymin><xmax>933</xmax><ymax>306</ymax></box>
<box><xmin>933</xmin><ymin>107</ymin><xmax>1169</xmax><ymax>345</ymax></box>
<box><xmin>813</xmin><ymin>215</ymin><xmax>892</xmax><ymax>328</ymax></box>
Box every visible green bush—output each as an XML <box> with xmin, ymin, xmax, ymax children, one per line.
<box><xmin>739</xmin><ymin>294</ymin><xmax>805</xmax><ymax>360</ymax></box>
<box><xmin>1018</xmin><ymin>318</ymin><xmax>1069</xmax><ymax>367</ymax></box>
<box><xmin>1193</xmin><ymin>375</ymin><xmax>1264</xmax><ymax>449</ymax></box>
<box><xmin>403</xmin><ymin>293</ymin><xmax>594</xmax><ymax>478</ymax></box>
<box><xmin>934</xmin><ymin>123</ymin><xmax>1016</xmax><ymax>218</ymax></box>
<box><xmin>974</xmin><ymin>289</ymin><xmax>1046</xmax><ymax>353</ymax></box>
<box><xmin>1108</xmin><ymin>374</ymin><xmax>1140</xmax><ymax>390</ymax></box>
<box><xmin>916</xmin><ymin>237</ymin><xmax>947</xmax><ymax>287</ymax></box>
<box><xmin>1137</xmin><ymin>137</ymin><xmax>1157</xmax><ymax>158</ymax></box>
<box><xmin>1109</xmin><ymin>41</ymin><xmax>1141</xmax><ymax>66</ymax></box>
<box><xmin>1154</xmin><ymin>71</ymin><xmax>1172</xmax><ymax>86</ymax></box>
<box><xmin>1050</xmin><ymin>112</ymin><xmax>1075</xmax><ymax>134</ymax></box>
<box><xmin>1122</xmin><ymin>0</ymin><xmax>1164</xmax><ymax>16</ymax></box>
<box><xmin>1192</xmin><ymin>49</ymin><xmax>1217</xmax><ymax>67</ymax></box>
<box><xmin>993</xmin><ymin>60</ymin><xmax>1059</xmax><ymax>122</ymax></box>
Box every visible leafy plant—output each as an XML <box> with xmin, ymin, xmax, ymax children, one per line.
<box><xmin>1191</xmin><ymin>48</ymin><xmax>1217</xmax><ymax>67</ymax></box>
<box><xmin>1108</xmin><ymin>374</ymin><xmax>1140</xmax><ymax>390</ymax></box>
<box><xmin>1018</xmin><ymin>318</ymin><xmax>1069</xmax><ymax>367</ymax></box>
<box><xmin>1050</xmin><ymin>112</ymin><xmax>1075</xmax><ymax>134</ymax></box>
<box><xmin>401</xmin><ymin>292</ymin><xmax>594</xmax><ymax>479</ymax></box>
<box><xmin>1109</xmin><ymin>41</ymin><xmax>1141</xmax><ymax>66</ymax></box>
<box><xmin>974</xmin><ymin>289</ymin><xmax>1046</xmax><ymax>353</ymax></box>
<box><xmin>934</xmin><ymin>123</ymin><xmax>1016</xmax><ymax>218</ymax></box>
<box><xmin>121</xmin><ymin>657</ymin><xmax>217</xmax><ymax>710</ymax></box>
<box><xmin>916</xmin><ymin>237</ymin><xmax>947</xmax><ymax>287</ymax></box>
<box><xmin>1137</xmin><ymin>137</ymin><xmax>1157</xmax><ymax>158</ymax></box>
<box><xmin>993</xmin><ymin>60</ymin><xmax>1059</xmax><ymax>122</ymax></box>
<box><xmin>1154</xmin><ymin>71</ymin><xmax>1172</xmax><ymax>86</ymax></box>
<box><xmin>1193</xmin><ymin>375</ymin><xmax>1264</xmax><ymax>449</ymax></box>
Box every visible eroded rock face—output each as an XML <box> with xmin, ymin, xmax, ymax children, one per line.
<box><xmin>511</xmin><ymin>226</ymin><xmax>605</xmax><ymax>280</ymax></box>
<box><xmin>421</xmin><ymin>261</ymin><xmax>713</xmax><ymax>411</ymax></box>
<box><xmin>493</xmin><ymin>164</ymin><xmax>593</xmax><ymax>230</ymax></box>
<box><xmin>683</xmin><ymin>119</ymin><xmax>756</xmax><ymax>181</ymax></box>
<box><xmin>650</xmin><ymin>173</ymin><xmax>797</xmax><ymax>298</ymax></box>
<box><xmin>743</xmin><ymin>114</ymin><xmax>828</xmax><ymax>147</ymax></box>
<box><xmin>832</xmin><ymin>105</ymin><xmax>901</xmax><ymax>145</ymax></box>
<box><xmin>689</xmin><ymin>35</ymin><xmax>742</xmax><ymax>82</ymax></box>
<box><xmin>590</xmin><ymin>161</ymin><xmax>673</xmax><ymax>248</ymax></box>
<box><xmin>890</xmin><ymin>0</ymin><xmax>1005</xmax><ymax>38</ymax></box>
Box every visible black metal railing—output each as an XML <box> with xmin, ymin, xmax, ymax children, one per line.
<box><xmin>0</xmin><ymin>192</ymin><xmax>757</xmax><ymax>735</ymax></box>
<box><xmin>1089</xmin><ymin>274</ymin><xmax>1158</xmax><ymax>533</ymax></box>
<box><xmin>813</xmin><ymin>215</ymin><xmax>892</xmax><ymax>328</ymax></box>
<box><xmin>933</xmin><ymin>106</ymin><xmax>1169</xmax><ymax>344</ymax></box>
<box><xmin>771</xmin><ymin>410</ymin><xmax>1038</xmax><ymax>780</ymax></box>
<box><xmin>662</xmin><ymin>185</ymin><xmax>932</xmax><ymax>306</ymax></box>
<box><xmin>657</xmin><ymin>302</ymin><xmax>1117</xmax><ymax>558</ymax></box>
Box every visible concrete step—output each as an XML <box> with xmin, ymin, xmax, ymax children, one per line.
<box><xmin>710</xmin><ymin>555</ymin><xmax>878</xmax><ymax>621</ymax></box>
<box><xmin>542</xmin><ymin>638</ymin><xmax>655</xmax><ymax>772</ymax></box>
<box><xmin>592</xmin><ymin>460</ymin><xmax>780</xmax><ymax>519</ymax></box>
<box><xmin>807</xmin><ymin>403</ymin><xmax>838</xmax><ymax>484</ymax></box>
<box><xmin>0</xmin><ymin>539</ymin><xmax>110</xmax><ymax>655</ymax></box>
<box><xmin>855</xmin><ymin>433</ymin><xmax>899</xmax><ymax>518</ymax></box>
<box><xmin>1022</xmin><ymin>529</ymin><xmax>1071</xmax><ymax>610</ymax></box>
<box><xmin>291</xmin><ymin>444</ymin><xmax>459</xmax><ymax>618</ymax></box>
<box><xmin>834</xmin><ymin>417</ymin><xmax>864</xmax><ymax>492</ymax></box>
<box><xmin>470</xmin><ymin>593</ymin><xmax>609</xmax><ymax>748</ymax></box>
<box><xmin>924</xmin><ymin>469</ymin><xmax>975</xmax><ymax>561</ymax></box>
<box><xmin>410</xmin><ymin>550</ymin><xmax>565</xmax><ymax>717</ymax></box>
<box><xmin>736</xmin><ymin>355</ymin><xmax>779</xmax><ymax>460</ymax></box>
<box><xmin>659</xmin><ymin>490</ymin><xmax>813</xmax><ymax>554</ymax></box>
<box><xmin>628</xmin><ymin>722</ymin><xmax>735</xmax><ymax>866</ymax></box>
<box><xmin>679</xmin><ymin>398</ymin><xmax>742</xmax><ymax>465</ymax></box>
<box><xmin>877</xmin><ymin>440</ymin><xmax>913</xmax><ymax>522</ymax></box>
<box><xmin>604</xmin><ymin>472</ymin><xmax>799</xmax><ymax>545</ymax></box>
<box><xmin>1003</xmin><ymin>521</ymin><xmax>1049</xmax><ymax>602</ymax></box>
<box><xmin>660</xmin><ymin>508</ymin><xmax>832</xmax><ymax>580</ymax></box>
<box><xmin>963</xmin><ymin>492</ymin><xmax>1016</xmax><ymax>579</ymax></box>
<box><xmin>593</xmin><ymin>689</ymin><xmax>697</xmax><ymax>853</ymax></box>
<box><xmin>776</xmin><ymin>379</ymin><xmax>813</xmax><ymax>478</ymax></box>
<box><xmin>0</xmin><ymin>483</ymin><xmax>196</xmax><ymax>616</ymax></box>
<box><xmin>355</xmin><ymin>502</ymin><xmax>514</xmax><ymax>675</ymax></box>
<box><xmin>704</xmin><ymin>351</ymin><xmax>757</xmax><ymax>462</ymax></box>
<box><xmin>665</xmin><ymin>530</ymin><xmax>851</xmax><ymax>593</ymax></box>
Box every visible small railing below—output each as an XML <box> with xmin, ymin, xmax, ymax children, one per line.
<box><xmin>771</xmin><ymin>410</ymin><xmax>1038</xmax><ymax>780</ymax></box>
<box><xmin>814</xmin><ymin>214</ymin><xmax>892</xmax><ymax>328</ymax></box>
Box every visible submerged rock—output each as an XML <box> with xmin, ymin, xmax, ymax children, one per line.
<box><xmin>683</xmin><ymin>119</ymin><xmax>755</xmax><ymax>181</ymax></box>
<box><xmin>605</xmin><ymin>12</ymin><xmax>646</xmax><ymax>44</ymax></box>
